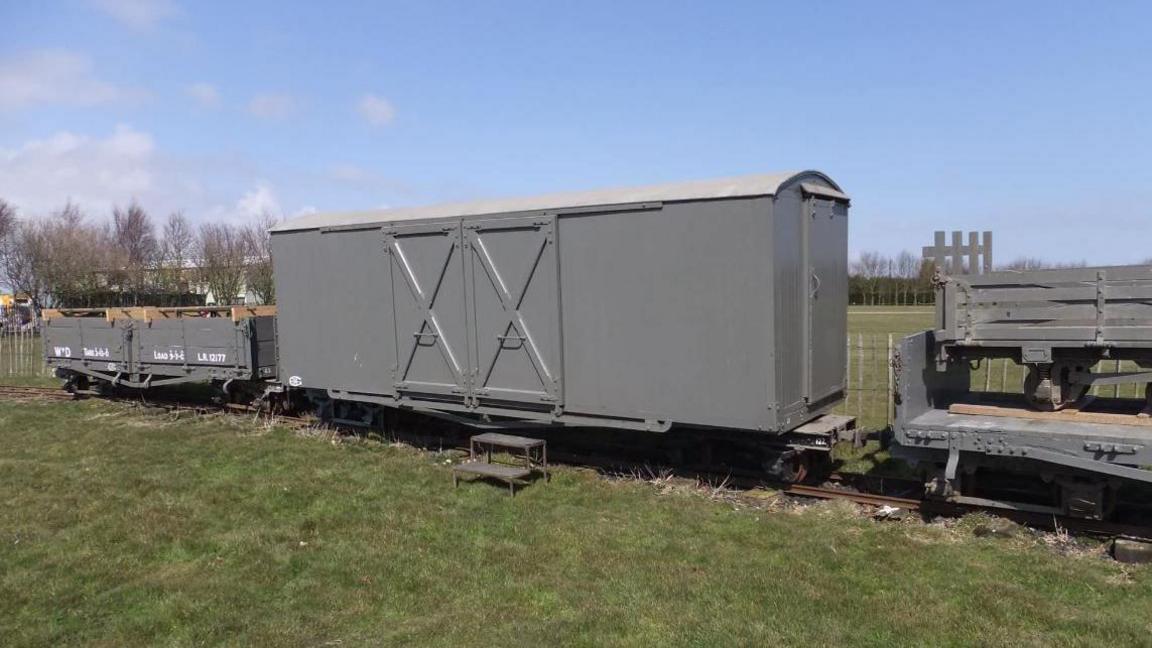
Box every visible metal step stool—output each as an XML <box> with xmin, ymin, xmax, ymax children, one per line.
<box><xmin>452</xmin><ymin>432</ymin><xmax>549</xmax><ymax>496</ymax></box>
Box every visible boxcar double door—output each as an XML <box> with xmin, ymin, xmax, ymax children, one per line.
<box><xmin>384</xmin><ymin>216</ymin><xmax>563</xmax><ymax>409</ymax></box>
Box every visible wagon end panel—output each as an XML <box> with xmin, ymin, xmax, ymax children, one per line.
<box><xmin>249</xmin><ymin>315</ymin><xmax>278</xmax><ymax>379</ymax></box>
<box><xmin>771</xmin><ymin>184</ymin><xmax>805</xmax><ymax>423</ymax></box>
<box><xmin>804</xmin><ymin>189</ymin><xmax>849</xmax><ymax>406</ymax></box>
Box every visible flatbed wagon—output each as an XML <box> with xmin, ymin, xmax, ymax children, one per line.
<box><xmin>43</xmin><ymin>306</ymin><xmax>277</xmax><ymax>397</ymax></box>
<box><xmin>895</xmin><ymin>265</ymin><xmax>1152</xmax><ymax>518</ymax></box>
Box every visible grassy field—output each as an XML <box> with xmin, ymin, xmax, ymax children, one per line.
<box><xmin>848</xmin><ymin>305</ymin><xmax>935</xmax><ymax>337</ymax></box>
<box><xmin>837</xmin><ymin>306</ymin><xmax>936</xmax><ymax>431</ymax></box>
<box><xmin>1</xmin><ymin>399</ymin><xmax>1149</xmax><ymax>646</ymax></box>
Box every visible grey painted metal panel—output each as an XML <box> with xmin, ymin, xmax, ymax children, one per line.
<box><xmin>272</xmin><ymin>170</ymin><xmax>850</xmax><ymax>434</ymax></box>
<box><xmin>43</xmin><ymin>317</ymin><xmax>131</xmax><ymax>373</ymax></box>
<box><xmin>135</xmin><ymin>317</ymin><xmax>274</xmax><ymax>380</ymax></box>
<box><xmin>556</xmin><ymin>197</ymin><xmax>776</xmax><ymax>429</ymax></box>
<box><xmin>272</xmin><ymin>228</ymin><xmax>395</xmax><ymax>395</ymax></box>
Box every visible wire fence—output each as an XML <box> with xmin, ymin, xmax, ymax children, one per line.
<box><xmin>0</xmin><ymin>306</ymin><xmax>50</xmax><ymax>383</ymax></box>
<box><xmin>836</xmin><ymin>334</ymin><xmax>897</xmax><ymax>431</ymax></box>
<box><xmin>834</xmin><ymin>333</ymin><xmax>1152</xmax><ymax>431</ymax></box>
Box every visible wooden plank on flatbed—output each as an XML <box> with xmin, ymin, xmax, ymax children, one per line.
<box><xmin>230</xmin><ymin>305</ymin><xmax>277</xmax><ymax>321</ymax></box>
<box><xmin>948</xmin><ymin>402</ymin><xmax>1152</xmax><ymax>427</ymax></box>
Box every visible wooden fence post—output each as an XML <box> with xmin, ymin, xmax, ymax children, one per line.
<box><xmin>887</xmin><ymin>334</ymin><xmax>894</xmax><ymax>427</ymax></box>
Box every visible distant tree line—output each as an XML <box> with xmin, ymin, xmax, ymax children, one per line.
<box><xmin>849</xmin><ymin>251</ymin><xmax>934</xmax><ymax>305</ymax></box>
<box><xmin>848</xmin><ymin>251</ymin><xmax>1115</xmax><ymax>305</ymax></box>
<box><xmin>0</xmin><ymin>198</ymin><xmax>276</xmax><ymax>311</ymax></box>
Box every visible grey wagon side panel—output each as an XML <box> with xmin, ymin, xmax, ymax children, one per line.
<box><xmin>273</xmin><ymin>227</ymin><xmax>395</xmax><ymax>395</ymax></box>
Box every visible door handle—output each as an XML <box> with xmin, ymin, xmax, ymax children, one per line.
<box><xmin>811</xmin><ymin>273</ymin><xmax>822</xmax><ymax>298</ymax></box>
<box><xmin>496</xmin><ymin>333</ymin><xmax>527</xmax><ymax>349</ymax></box>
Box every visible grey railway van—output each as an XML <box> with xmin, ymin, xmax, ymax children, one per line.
<box><xmin>270</xmin><ymin>170</ymin><xmax>850</xmax><ymax>435</ymax></box>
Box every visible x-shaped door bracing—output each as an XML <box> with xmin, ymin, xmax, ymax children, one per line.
<box><xmin>386</xmin><ymin>228</ymin><xmax>467</xmax><ymax>395</ymax></box>
<box><xmin>467</xmin><ymin>222</ymin><xmax>559</xmax><ymax>401</ymax></box>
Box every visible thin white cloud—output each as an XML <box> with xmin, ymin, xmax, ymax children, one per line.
<box><xmin>0</xmin><ymin>125</ymin><xmax>156</xmax><ymax>214</ymax></box>
<box><xmin>185</xmin><ymin>82</ymin><xmax>220</xmax><ymax>108</ymax></box>
<box><xmin>247</xmin><ymin>93</ymin><xmax>298</xmax><ymax>119</ymax></box>
<box><xmin>0</xmin><ymin>50</ymin><xmax>147</xmax><ymax>111</ymax></box>
<box><xmin>0</xmin><ymin>125</ymin><xmax>268</xmax><ymax>224</ymax></box>
<box><xmin>326</xmin><ymin>163</ymin><xmax>412</xmax><ymax>195</ymax></box>
<box><xmin>89</xmin><ymin>0</ymin><xmax>180</xmax><ymax>30</ymax></box>
<box><xmin>0</xmin><ymin>127</ymin><xmax>402</xmax><ymax>227</ymax></box>
<box><xmin>356</xmin><ymin>94</ymin><xmax>395</xmax><ymax>127</ymax></box>
<box><xmin>235</xmin><ymin>183</ymin><xmax>281</xmax><ymax>218</ymax></box>
<box><xmin>329</xmin><ymin>164</ymin><xmax>372</xmax><ymax>183</ymax></box>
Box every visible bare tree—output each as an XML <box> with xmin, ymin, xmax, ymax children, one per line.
<box><xmin>160</xmin><ymin>211</ymin><xmax>194</xmax><ymax>293</ymax></box>
<box><xmin>40</xmin><ymin>203</ymin><xmax>117</xmax><ymax>307</ymax></box>
<box><xmin>197</xmin><ymin>223</ymin><xmax>248</xmax><ymax>305</ymax></box>
<box><xmin>0</xmin><ymin>199</ymin><xmax>16</xmax><ymax>243</ymax></box>
<box><xmin>895</xmin><ymin>250</ymin><xmax>919</xmax><ymax>305</ymax></box>
<box><xmin>0</xmin><ymin>218</ymin><xmax>48</xmax><ymax>311</ymax></box>
<box><xmin>112</xmin><ymin>201</ymin><xmax>158</xmax><ymax>302</ymax></box>
<box><xmin>242</xmin><ymin>211</ymin><xmax>277</xmax><ymax>304</ymax></box>
<box><xmin>853</xmin><ymin>251</ymin><xmax>888</xmax><ymax>305</ymax></box>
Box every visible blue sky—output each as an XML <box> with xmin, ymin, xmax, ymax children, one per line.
<box><xmin>2</xmin><ymin>0</ymin><xmax>1150</xmax><ymax>264</ymax></box>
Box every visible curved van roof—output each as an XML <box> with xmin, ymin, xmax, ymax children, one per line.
<box><xmin>271</xmin><ymin>170</ymin><xmax>845</xmax><ymax>233</ymax></box>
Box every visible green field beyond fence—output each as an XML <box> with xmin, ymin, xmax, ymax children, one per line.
<box><xmin>837</xmin><ymin>306</ymin><xmax>933</xmax><ymax>429</ymax></box>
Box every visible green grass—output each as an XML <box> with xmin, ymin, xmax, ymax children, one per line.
<box><xmin>848</xmin><ymin>305</ymin><xmax>935</xmax><ymax>338</ymax></box>
<box><xmin>2</xmin><ymin>400</ymin><xmax>1150</xmax><ymax>646</ymax></box>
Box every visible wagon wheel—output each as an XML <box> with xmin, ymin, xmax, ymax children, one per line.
<box><xmin>775</xmin><ymin>451</ymin><xmax>811</xmax><ymax>484</ymax></box>
<box><xmin>64</xmin><ymin>373</ymin><xmax>89</xmax><ymax>394</ymax></box>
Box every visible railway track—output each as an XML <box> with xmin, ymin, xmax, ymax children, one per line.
<box><xmin>2</xmin><ymin>384</ymin><xmax>1150</xmax><ymax>544</ymax></box>
<box><xmin>783</xmin><ymin>483</ymin><xmax>923</xmax><ymax>509</ymax></box>
<box><xmin>0</xmin><ymin>385</ymin><xmax>77</xmax><ymax>401</ymax></box>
